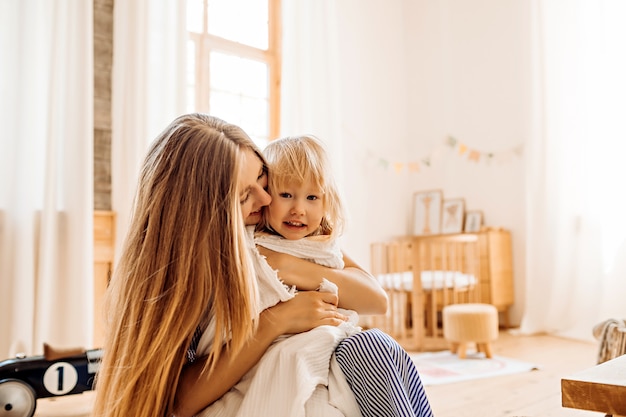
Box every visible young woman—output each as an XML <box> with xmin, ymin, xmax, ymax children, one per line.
<box><xmin>93</xmin><ymin>113</ymin><xmax>346</xmax><ymax>417</ymax></box>
<box><xmin>93</xmin><ymin>113</ymin><xmax>432</xmax><ymax>417</ymax></box>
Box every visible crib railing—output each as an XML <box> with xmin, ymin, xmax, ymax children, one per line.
<box><xmin>371</xmin><ymin>234</ymin><xmax>482</xmax><ymax>351</ymax></box>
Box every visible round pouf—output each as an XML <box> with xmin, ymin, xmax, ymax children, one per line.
<box><xmin>442</xmin><ymin>303</ymin><xmax>499</xmax><ymax>359</ymax></box>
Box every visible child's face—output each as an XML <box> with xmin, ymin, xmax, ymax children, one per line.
<box><xmin>266</xmin><ymin>178</ymin><xmax>325</xmax><ymax>240</ymax></box>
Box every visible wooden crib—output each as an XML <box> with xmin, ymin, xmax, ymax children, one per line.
<box><xmin>371</xmin><ymin>234</ymin><xmax>483</xmax><ymax>351</ymax></box>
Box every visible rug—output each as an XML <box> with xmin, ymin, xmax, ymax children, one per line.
<box><xmin>409</xmin><ymin>350</ymin><xmax>540</xmax><ymax>386</ymax></box>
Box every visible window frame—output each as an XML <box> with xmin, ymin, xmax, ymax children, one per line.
<box><xmin>188</xmin><ymin>0</ymin><xmax>282</xmax><ymax>141</ymax></box>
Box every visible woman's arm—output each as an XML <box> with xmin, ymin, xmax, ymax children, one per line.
<box><xmin>258</xmin><ymin>247</ymin><xmax>388</xmax><ymax>315</ymax></box>
<box><xmin>173</xmin><ymin>291</ymin><xmax>348</xmax><ymax>417</ymax></box>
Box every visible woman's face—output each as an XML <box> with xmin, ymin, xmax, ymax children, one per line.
<box><xmin>239</xmin><ymin>149</ymin><xmax>271</xmax><ymax>224</ymax></box>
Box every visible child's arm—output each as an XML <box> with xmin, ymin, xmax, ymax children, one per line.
<box><xmin>257</xmin><ymin>247</ymin><xmax>388</xmax><ymax>315</ymax></box>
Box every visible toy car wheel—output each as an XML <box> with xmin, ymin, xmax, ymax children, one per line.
<box><xmin>0</xmin><ymin>379</ymin><xmax>36</xmax><ymax>417</ymax></box>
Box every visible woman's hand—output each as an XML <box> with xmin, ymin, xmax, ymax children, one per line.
<box><xmin>261</xmin><ymin>291</ymin><xmax>348</xmax><ymax>337</ymax></box>
<box><xmin>174</xmin><ymin>292</ymin><xmax>341</xmax><ymax>417</ymax></box>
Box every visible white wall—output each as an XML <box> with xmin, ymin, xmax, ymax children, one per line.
<box><xmin>330</xmin><ymin>0</ymin><xmax>530</xmax><ymax>325</ymax></box>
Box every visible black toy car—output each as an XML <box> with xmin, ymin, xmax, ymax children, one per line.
<box><xmin>0</xmin><ymin>347</ymin><xmax>102</xmax><ymax>417</ymax></box>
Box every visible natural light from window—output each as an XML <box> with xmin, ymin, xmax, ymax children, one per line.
<box><xmin>210</xmin><ymin>52</ymin><xmax>269</xmax><ymax>143</ymax></box>
<box><xmin>207</xmin><ymin>0</ymin><xmax>269</xmax><ymax>49</ymax></box>
<box><xmin>186</xmin><ymin>0</ymin><xmax>277</xmax><ymax>149</ymax></box>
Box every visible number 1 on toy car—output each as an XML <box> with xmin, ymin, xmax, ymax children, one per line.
<box><xmin>43</xmin><ymin>362</ymin><xmax>78</xmax><ymax>395</ymax></box>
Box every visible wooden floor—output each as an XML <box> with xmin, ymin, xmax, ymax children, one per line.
<box><xmin>35</xmin><ymin>391</ymin><xmax>93</xmax><ymax>417</ymax></box>
<box><xmin>421</xmin><ymin>329</ymin><xmax>600</xmax><ymax>417</ymax></box>
<box><xmin>35</xmin><ymin>330</ymin><xmax>601</xmax><ymax>417</ymax></box>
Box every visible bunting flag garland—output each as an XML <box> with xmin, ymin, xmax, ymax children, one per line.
<box><xmin>369</xmin><ymin>136</ymin><xmax>523</xmax><ymax>174</ymax></box>
<box><xmin>468</xmin><ymin>150</ymin><xmax>481</xmax><ymax>162</ymax></box>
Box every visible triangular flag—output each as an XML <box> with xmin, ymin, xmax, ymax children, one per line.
<box><xmin>393</xmin><ymin>162</ymin><xmax>404</xmax><ymax>174</ymax></box>
<box><xmin>458</xmin><ymin>143</ymin><xmax>468</xmax><ymax>155</ymax></box>
<box><xmin>378</xmin><ymin>158</ymin><xmax>389</xmax><ymax>169</ymax></box>
<box><xmin>408</xmin><ymin>162</ymin><xmax>420</xmax><ymax>173</ymax></box>
<box><xmin>446</xmin><ymin>136</ymin><xmax>457</xmax><ymax>147</ymax></box>
<box><xmin>468</xmin><ymin>150</ymin><xmax>480</xmax><ymax>162</ymax></box>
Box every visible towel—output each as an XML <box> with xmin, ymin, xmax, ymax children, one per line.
<box><xmin>592</xmin><ymin>318</ymin><xmax>626</xmax><ymax>364</ymax></box>
<box><xmin>255</xmin><ymin>231</ymin><xmax>345</xmax><ymax>269</ymax></box>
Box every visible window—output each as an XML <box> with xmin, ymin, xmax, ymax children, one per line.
<box><xmin>186</xmin><ymin>0</ymin><xmax>281</xmax><ymax>149</ymax></box>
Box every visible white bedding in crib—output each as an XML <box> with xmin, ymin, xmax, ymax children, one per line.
<box><xmin>376</xmin><ymin>270</ymin><xmax>476</xmax><ymax>291</ymax></box>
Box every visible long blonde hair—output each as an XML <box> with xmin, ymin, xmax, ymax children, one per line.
<box><xmin>93</xmin><ymin>113</ymin><xmax>262</xmax><ymax>417</ymax></box>
<box><xmin>260</xmin><ymin>135</ymin><xmax>346</xmax><ymax>237</ymax></box>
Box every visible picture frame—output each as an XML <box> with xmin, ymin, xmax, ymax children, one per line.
<box><xmin>412</xmin><ymin>190</ymin><xmax>443</xmax><ymax>236</ymax></box>
<box><xmin>441</xmin><ymin>198</ymin><xmax>465</xmax><ymax>234</ymax></box>
<box><xmin>464</xmin><ymin>210</ymin><xmax>484</xmax><ymax>233</ymax></box>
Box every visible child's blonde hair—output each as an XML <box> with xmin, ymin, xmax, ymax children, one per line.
<box><xmin>93</xmin><ymin>113</ymin><xmax>262</xmax><ymax>417</ymax></box>
<box><xmin>260</xmin><ymin>135</ymin><xmax>345</xmax><ymax>237</ymax></box>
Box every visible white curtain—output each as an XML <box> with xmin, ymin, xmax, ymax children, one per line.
<box><xmin>280</xmin><ymin>0</ymin><xmax>412</xmax><ymax>267</ymax></box>
<box><xmin>280</xmin><ymin>0</ymin><xmax>344</xmax><ymax>179</ymax></box>
<box><xmin>112</xmin><ymin>0</ymin><xmax>187</xmax><ymax>258</ymax></box>
<box><xmin>522</xmin><ymin>0</ymin><xmax>626</xmax><ymax>341</ymax></box>
<box><xmin>0</xmin><ymin>1</ymin><xmax>94</xmax><ymax>356</ymax></box>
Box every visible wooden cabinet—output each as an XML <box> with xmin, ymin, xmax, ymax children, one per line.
<box><xmin>94</xmin><ymin>210</ymin><xmax>115</xmax><ymax>347</ymax></box>
<box><xmin>474</xmin><ymin>228</ymin><xmax>514</xmax><ymax>327</ymax></box>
